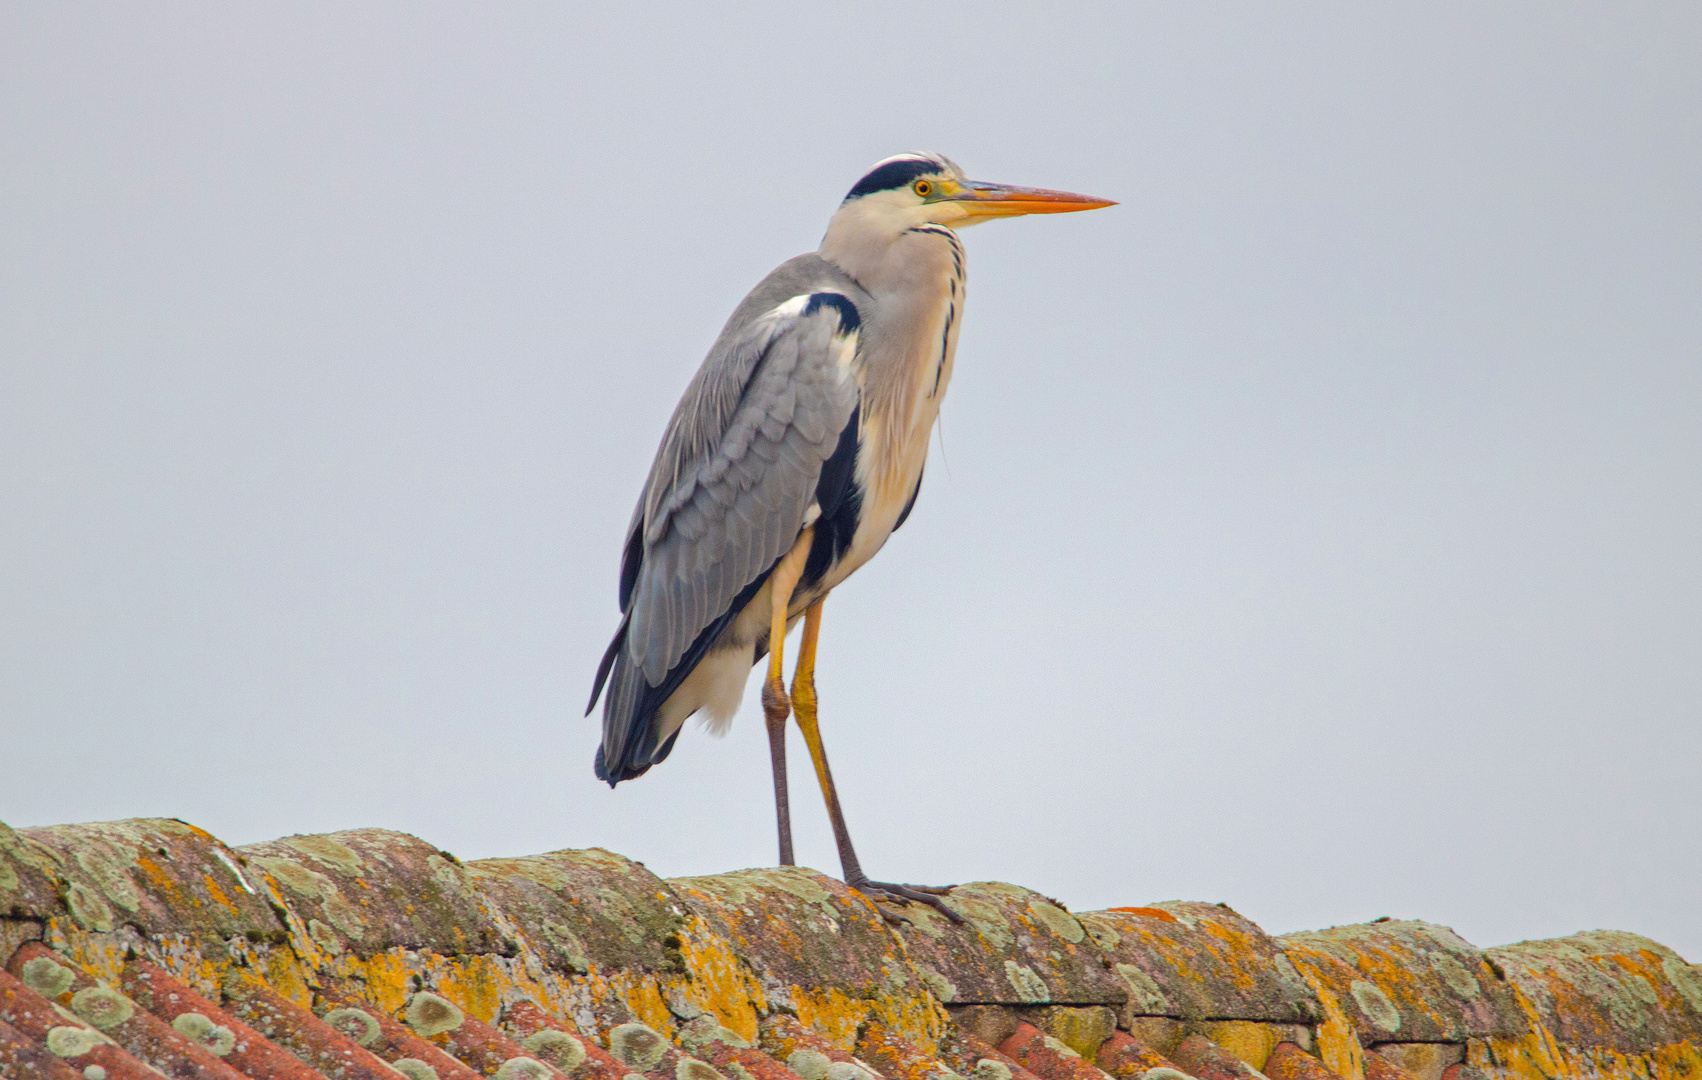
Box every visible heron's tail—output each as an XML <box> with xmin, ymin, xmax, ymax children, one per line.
<box><xmin>591</xmin><ymin>637</ymin><xmax>677</xmax><ymax>787</ymax></box>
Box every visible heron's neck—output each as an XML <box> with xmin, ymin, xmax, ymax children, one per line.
<box><xmin>821</xmin><ymin>214</ymin><xmax>959</xmax><ymax>296</ymax></box>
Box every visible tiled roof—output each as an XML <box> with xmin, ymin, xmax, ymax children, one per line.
<box><xmin>1</xmin><ymin>817</ymin><xmax>1697</xmax><ymax>1080</ymax></box>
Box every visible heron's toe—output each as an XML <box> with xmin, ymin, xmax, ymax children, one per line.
<box><xmin>852</xmin><ymin>879</ymin><xmax>966</xmax><ymax>924</ymax></box>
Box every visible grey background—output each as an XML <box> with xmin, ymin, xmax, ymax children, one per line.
<box><xmin>3</xmin><ymin>5</ymin><xmax>1698</xmax><ymax>958</ymax></box>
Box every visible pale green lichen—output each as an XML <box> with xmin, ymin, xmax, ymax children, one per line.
<box><xmin>83</xmin><ymin>1066</ymin><xmax>108</xmax><ymax>1080</ymax></box>
<box><xmin>521</xmin><ymin>1029</ymin><xmax>587</xmax><ymax>1071</ymax></box>
<box><xmin>65</xmin><ymin>882</ymin><xmax>115</xmax><ymax>932</ymax></box>
<box><xmin>915</xmin><ymin>963</ymin><xmax>957</xmax><ymax>1003</ymax></box>
<box><xmin>611</xmin><ymin>1022</ymin><xmax>669</xmax><ymax>1069</ymax></box>
<box><xmin>540</xmin><ymin>918</ymin><xmax>592</xmax><ymax>972</ymax></box>
<box><xmin>677</xmin><ymin>1058</ymin><xmax>725</xmax><ymax>1080</ymax></box>
<box><xmin>324</xmin><ymin>1007</ymin><xmax>381</xmax><ymax>1046</ymax></box>
<box><xmin>1027</xmin><ymin>901</ymin><xmax>1085</xmax><ymax>944</ymax></box>
<box><xmin>46</xmin><ymin>1025</ymin><xmax>104</xmax><ymax>1058</ymax></box>
<box><xmin>282</xmin><ymin>834</ymin><xmax>364</xmax><ymax>874</ymax></box>
<box><xmin>788</xmin><ymin>1048</ymin><xmax>832</xmax><ymax>1079</ymax></box>
<box><xmin>1041</xmin><ymin>1036</ymin><xmax>1080</xmax><ymax>1059</ymax></box>
<box><xmin>74</xmin><ymin>848</ymin><xmax>141</xmax><ymax>914</ymax></box>
<box><xmin>1115</xmin><ymin>964</ymin><xmax>1171</xmax><ymax>1014</ymax></box>
<box><xmin>21</xmin><ymin>956</ymin><xmax>75</xmax><ymax>997</ymax></box>
<box><xmin>1139</xmin><ymin>1071</ymin><xmax>1192</xmax><ymax>1080</ymax></box>
<box><xmin>1429</xmin><ymin>953</ymin><xmax>1481</xmax><ymax>1000</ymax></box>
<box><xmin>173</xmin><ymin>1012</ymin><xmax>237</xmax><ymax>1056</ymax></box>
<box><xmin>1004</xmin><ymin>960</ymin><xmax>1049</xmax><ymax>1003</ymax></box>
<box><xmin>1350</xmin><ymin>980</ymin><xmax>1402</xmax><ymax>1033</ymax></box>
<box><xmin>70</xmin><ymin>987</ymin><xmax>134</xmax><ymax>1030</ymax></box>
<box><xmin>406</xmin><ymin>992</ymin><xmax>465</xmax><ymax>1037</ymax></box>
<box><xmin>1663</xmin><ymin>955</ymin><xmax>1702</xmax><ymax>1012</ymax></box>
<box><xmin>678</xmin><ymin>1015</ymin><xmax>749</xmax><ymax>1053</ymax></box>
<box><xmin>393</xmin><ymin>1059</ymin><xmax>440</xmax><ymax>1080</ymax></box>
<box><xmin>971</xmin><ymin>1059</ymin><xmax>1012</xmax><ymax>1080</ymax></box>
<box><xmin>495</xmin><ymin>1058</ymin><xmax>552</xmax><ymax>1080</ymax></box>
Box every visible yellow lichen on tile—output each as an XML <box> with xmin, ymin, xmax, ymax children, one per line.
<box><xmin>1197</xmin><ymin>919</ymin><xmax>1265</xmax><ymax>995</ymax></box>
<box><xmin>1289</xmin><ymin>955</ymin><xmax>1363</xmax><ymax>1080</ymax></box>
<box><xmin>675</xmin><ymin>924</ymin><xmax>766</xmax><ymax>1041</ymax></box>
<box><xmin>792</xmin><ymin>985</ymin><xmax>946</xmax><ymax>1057</ymax></box>
<box><xmin>1197</xmin><ymin>1020</ymin><xmax>1289</xmax><ymax>1071</ymax></box>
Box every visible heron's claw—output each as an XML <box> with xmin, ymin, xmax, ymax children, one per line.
<box><xmin>849</xmin><ymin>878</ymin><xmax>966</xmax><ymax>924</ymax></box>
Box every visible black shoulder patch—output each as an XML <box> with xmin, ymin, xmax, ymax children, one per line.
<box><xmin>804</xmin><ymin>292</ymin><xmax>861</xmax><ymax>333</ymax></box>
<box><xmin>845</xmin><ymin>157</ymin><xmax>938</xmax><ymax>200</ymax></box>
<box><xmin>803</xmin><ymin>405</ymin><xmax>862</xmax><ymax>592</ymax></box>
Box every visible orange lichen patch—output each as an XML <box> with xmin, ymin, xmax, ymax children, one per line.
<box><xmin>200</xmin><ymin>872</ymin><xmax>243</xmax><ymax>916</ymax></box>
<box><xmin>1106</xmin><ymin>908</ymin><xmax>1177</xmax><ymax>922</ymax></box>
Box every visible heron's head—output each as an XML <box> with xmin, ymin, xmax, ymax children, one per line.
<box><xmin>823</xmin><ymin>153</ymin><xmax>1115</xmax><ymax>247</ymax></box>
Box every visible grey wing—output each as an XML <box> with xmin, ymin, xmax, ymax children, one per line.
<box><xmin>607</xmin><ymin>293</ymin><xmax>860</xmax><ymax>703</ymax></box>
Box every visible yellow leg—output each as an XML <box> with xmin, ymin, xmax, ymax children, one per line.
<box><xmin>789</xmin><ymin>601</ymin><xmax>829</xmax><ymax>798</ymax></box>
<box><xmin>789</xmin><ymin>599</ymin><xmax>963</xmax><ymax>924</ymax></box>
<box><xmin>762</xmin><ymin>529</ymin><xmax>812</xmax><ymax>867</ymax></box>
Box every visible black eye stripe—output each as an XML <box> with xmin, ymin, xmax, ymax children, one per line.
<box><xmin>844</xmin><ymin>159</ymin><xmax>940</xmax><ymax>200</ymax></box>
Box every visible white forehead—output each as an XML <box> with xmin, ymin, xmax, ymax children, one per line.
<box><xmin>868</xmin><ymin>153</ymin><xmax>964</xmax><ymax>178</ymax></box>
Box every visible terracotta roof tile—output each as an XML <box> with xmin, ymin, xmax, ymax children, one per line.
<box><xmin>321</xmin><ymin>987</ymin><xmax>485</xmax><ymax>1080</ymax></box>
<box><xmin>8</xmin><ymin>940</ymin><xmax>250</xmax><ymax>1080</ymax></box>
<box><xmin>0</xmin><ymin>1013</ymin><xmax>85</xmax><ymax>1080</ymax></box>
<box><xmin>1169</xmin><ymin>1034</ymin><xmax>1267</xmax><ymax>1080</ymax></box>
<box><xmin>1093</xmin><ymin>1029</ymin><xmax>1180</xmax><ymax>1078</ymax></box>
<box><xmin>0</xmin><ymin>965</ymin><xmax>164</xmax><ymax>1080</ymax></box>
<box><xmin>0</xmin><ymin>814</ymin><xmax>1696</xmax><ymax>1080</ymax></box>
<box><xmin>997</xmin><ymin>1021</ymin><xmax>1113</xmax><ymax>1080</ymax></box>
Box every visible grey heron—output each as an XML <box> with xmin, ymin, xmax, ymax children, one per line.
<box><xmin>587</xmin><ymin>153</ymin><xmax>1112</xmax><ymax>917</ymax></box>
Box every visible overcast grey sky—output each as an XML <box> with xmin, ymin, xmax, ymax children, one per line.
<box><xmin>3</xmin><ymin>4</ymin><xmax>1698</xmax><ymax>959</ymax></box>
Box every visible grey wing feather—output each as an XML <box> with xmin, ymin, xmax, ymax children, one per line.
<box><xmin>625</xmin><ymin>296</ymin><xmax>859</xmax><ymax>687</ymax></box>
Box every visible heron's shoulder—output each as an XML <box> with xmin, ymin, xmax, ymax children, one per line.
<box><xmin>711</xmin><ymin>255</ymin><xmax>870</xmax><ymax>342</ymax></box>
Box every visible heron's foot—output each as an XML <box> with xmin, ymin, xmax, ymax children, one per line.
<box><xmin>848</xmin><ymin>877</ymin><xmax>966</xmax><ymax>924</ymax></box>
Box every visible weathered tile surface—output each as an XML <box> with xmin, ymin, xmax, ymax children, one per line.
<box><xmin>1080</xmin><ymin>902</ymin><xmax>1320</xmax><ymax>1024</ymax></box>
<box><xmin>0</xmin><ymin>814</ymin><xmax>1696</xmax><ymax>1080</ymax></box>
<box><xmin>1281</xmin><ymin>921</ymin><xmax>1529</xmax><ymax>1044</ymax></box>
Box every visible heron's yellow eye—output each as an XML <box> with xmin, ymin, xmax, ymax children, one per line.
<box><xmin>913</xmin><ymin>179</ymin><xmax>933</xmax><ymax>197</ymax></box>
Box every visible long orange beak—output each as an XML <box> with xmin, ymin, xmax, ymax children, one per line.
<box><xmin>946</xmin><ymin>179</ymin><xmax>1117</xmax><ymax>218</ymax></box>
